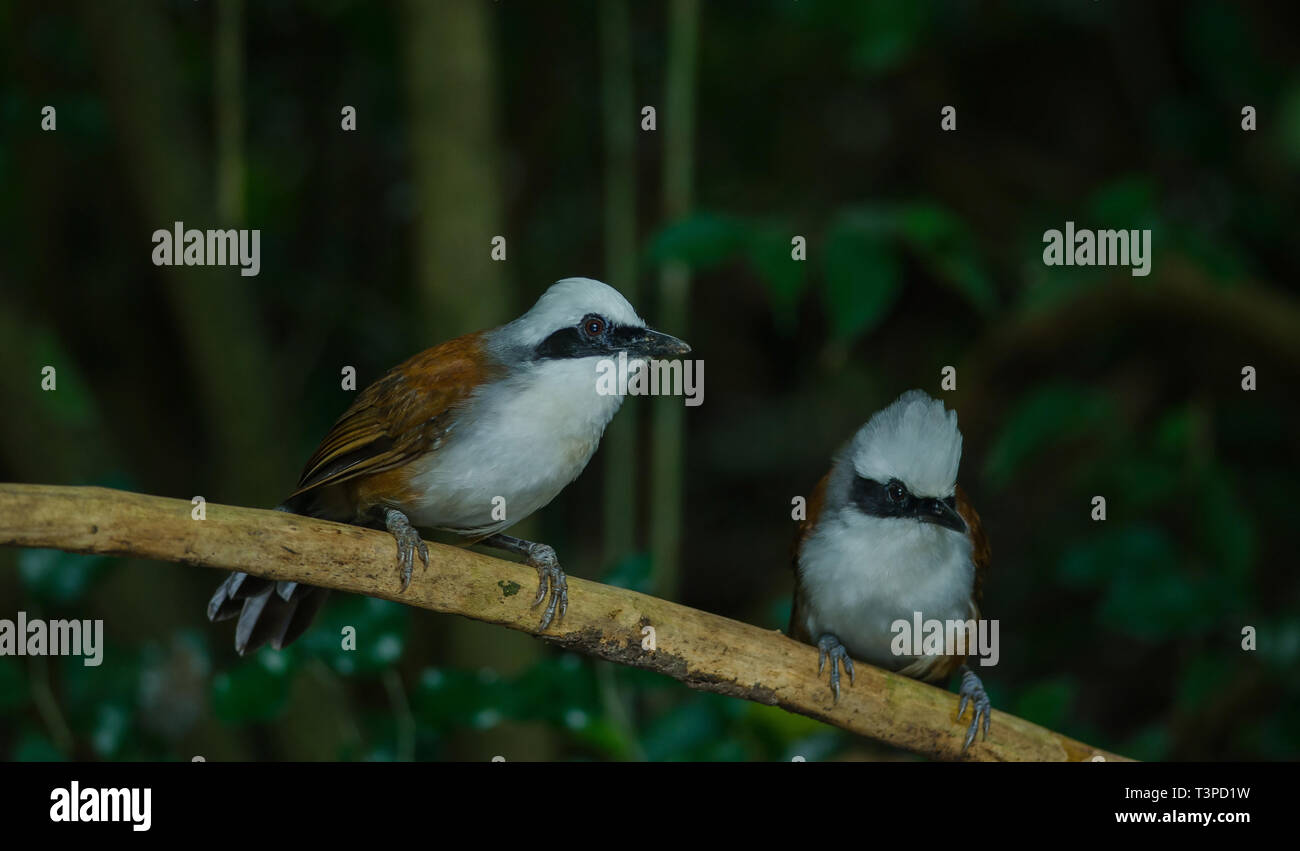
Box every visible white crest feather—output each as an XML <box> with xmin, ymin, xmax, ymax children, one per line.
<box><xmin>846</xmin><ymin>390</ymin><xmax>962</xmax><ymax>497</ymax></box>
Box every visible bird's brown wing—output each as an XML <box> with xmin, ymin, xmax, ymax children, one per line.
<box><xmin>787</xmin><ymin>472</ymin><xmax>830</xmax><ymax>644</ymax></box>
<box><xmin>955</xmin><ymin>484</ymin><xmax>990</xmax><ymax>610</ymax></box>
<box><xmin>286</xmin><ymin>331</ymin><xmax>501</xmax><ymax>506</ymax></box>
<box><xmin>212</xmin><ymin>334</ymin><xmax>501</xmax><ymax>656</ymax></box>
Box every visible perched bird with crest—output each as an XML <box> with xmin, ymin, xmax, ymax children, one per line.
<box><xmin>789</xmin><ymin>390</ymin><xmax>993</xmax><ymax>750</ymax></box>
<box><xmin>208</xmin><ymin>277</ymin><xmax>690</xmax><ymax>654</ymax></box>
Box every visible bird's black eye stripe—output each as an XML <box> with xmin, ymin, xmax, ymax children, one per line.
<box><xmin>852</xmin><ymin>476</ymin><xmax>963</xmax><ymax>529</ymax></box>
<box><xmin>532</xmin><ymin>326</ymin><xmax>587</xmax><ymax>360</ymax></box>
<box><xmin>533</xmin><ymin>321</ymin><xmax>649</xmax><ymax>360</ymax></box>
<box><xmin>850</xmin><ymin>476</ymin><xmax>913</xmax><ymax>519</ymax></box>
<box><xmin>604</xmin><ymin>325</ymin><xmax>646</xmax><ymax>348</ymax></box>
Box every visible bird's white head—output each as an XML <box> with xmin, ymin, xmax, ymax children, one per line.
<box><xmin>491</xmin><ymin>277</ymin><xmax>690</xmax><ymax>362</ymax></box>
<box><xmin>826</xmin><ymin>390</ymin><xmax>966</xmax><ymax>533</ymax></box>
<box><xmin>850</xmin><ymin>390</ymin><xmax>962</xmax><ymax>497</ymax></box>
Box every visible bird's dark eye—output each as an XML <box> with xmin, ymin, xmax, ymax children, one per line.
<box><xmin>581</xmin><ymin>315</ymin><xmax>607</xmax><ymax>337</ymax></box>
<box><xmin>886</xmin><ymin>481</ymin><xmax>907</xmax><ymax>503</ymax></box>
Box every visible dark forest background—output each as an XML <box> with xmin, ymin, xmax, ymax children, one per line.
<box><xmin>1</xmin><ymin>0</ymin><xmax>1297</xmax><ymax>761</ymax></box>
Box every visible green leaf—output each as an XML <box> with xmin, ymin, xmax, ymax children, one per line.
<box><xmin>744</xmin><ymin>226</ymin><xmax>808</xmax><ymax>328</ymax></box>
<box><xmin>297</xmin><ymin>595</ymin><xmax>409</xmax><ymax>675</ymax></box>
<box><xmin>1176</xmin><ymin>654</ymin><xmax>1237</xmax><ymax>713</ymax></box>
<box><xmin>1062</xmin><ymin>527</ymin><xmax>1230</xmax><ymax>640</ymax></box>
<box><xmin>1107</xmin><ymin>454</ymin><xmax>1182</xmax><ymax>510</ymax></box>
<box><xmin>847</xmin><ymin>1</ymin><xmax>934</xmax><ymax>76</ymax></box>
<box><xmin>1256</xmin><ymin>620</ymin><xmax>1300</xmax><ymax>672</ymax></box>
<box><xmin>211</xmin><ymin>648</ymin><xmax>295</xmax><ymax>722</ymax></box>
<box><xmin>646</xmin><ymin>213</ymin><xmax>748</xmax><ymax>269</ymax></box>
<box><xmin>90</xmin><ymin>703</ymin><xmax>130</xmax><ymax>758</ymax></box>
<box><xmin>0</xmin><ymin>658</ymin><xmax>26</xmax><ymax>715</ymax></box>
<box><xmin>1183</xmin><ymin>0</ymin><xmax>1270</xmax><ymax>97</ymax></box>
<box><xmin>504</xmin><ymin>654</ymin><xmax>600</xmax><ymax>725</ymax></box>
<box><xmin>744</xmin><ymin>700</ymin><xmax>828</xmax><ymax>742</ymax></box>
<box><xmin>1013</xmin><ymin>678</ymin><xmax>1076</xmax><ymax>731</ymax></box>
<box><xmin>569</xmin><ymin>717</ymin><xmax>634</xmax><ymax>759</ymax></box>
<box><xmin>984</xmin><ymin>385</ymin><xmax>1116</xmax><ymax>488</ymax></box>
<box><xmin>1103</xmin><ymin>568</ymin><xmax>1243</xmax><ymax>641</ymax></box>
<box><xmin>13</xmin><ymin>730</ymin><xmax>65</xmax><ymax>762</ymax></box>
<box><xmin>767</xmin><ymin>594</ymin><xmax>793</xmax><ymax>631</ymax></box>
<box><xmin>412</xmin><ymin>667</ymin><xmax>494</xmax><ymax>730</ymax></box>
<box><xmin>601</xmin><ymin>551</ymin><xmax>653</xmax><ymax>594</ymax></box>
<box><xmin>1121</xmin><ymin>724</ymin><xmax>1171</xmax><ymax>761</ymax></box>
<box><xmin>1154</xmin><ymin>407</ymin><xmax>1195</xmax><ymax>455</ymax></box>
<box><xmin>29</xmin><ymin>328</ymin><xmax>100</xmax><ymax>427</ymax></box>
<box><xmin>1193</xmin><ymin>466</ymin><xmax>1256</xmax><ymax>578</ymax></box>
<box><xmin>822</xmin><ymin>218</ymin><xmax>902</xmax><ymax>342</ymax></box>
<box><xmin>641</xmin><ymin>696</ymin><xmax>727</xmax><ymax>761</ymax></box>
<box><xmin>60</xmin><ymin>643</ymin><xmax>140</xmax><ymax>726</ymax></box>
<box><xmin>1277</xmin><ymin>79</ymin><xmax>1300</xmax><ymax>170</ymax></box>
<box><xmin>18</xmin><ymin>549</ymin><xmax>110</xmax><ymax>604</ymax></box>
<box><xmin>1059</xmin><ymin>525</ymin><xmax>1177</xmax><ymax>588</ymax></box>
<box><xmin>1086</xmin><ymin>176</ymin><xmax>1156</xmax><ymax>225</ymax></box>
<box><xmin>896</xmin><ymin>202</ymin><xmax>997</xmax><ymax>314</ymax></box>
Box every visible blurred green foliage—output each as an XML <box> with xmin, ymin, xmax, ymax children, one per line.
<box><xmin>1</xmin><ymin>0</ymin><xmax>1298</xmax><ymax>762</ymax></box>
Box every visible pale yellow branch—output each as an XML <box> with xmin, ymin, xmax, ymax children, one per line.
<box><xmin>0</xmin><ymin>483</ymin><xmax>1128</xmax><ymax>762</ymax></box>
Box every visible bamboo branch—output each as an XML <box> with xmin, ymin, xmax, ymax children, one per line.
<box><xmin>650</xmin><ymin>0</ymin><xmax>701</xmax><ymax>602</ymax></box>
<box><xmin>0</xmin><ymin>484</ymin><xmax>1127</xmax><ymax>762</ymax></box>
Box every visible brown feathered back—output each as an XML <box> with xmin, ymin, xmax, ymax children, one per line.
<box><xmin>281</xmin><ymin>331</ymin><xmax>504</xmax><ymax>522</ymax></box>
<box><xmin>787</xmin><ymin>472</ymin><xmax>829</xmax><ymax>645</ymax></box>
<box><xmin>955</xmin><ymin>484</ymin><xmax>990</xmax><ymax>609</ymax></box>
<box><xmin>211</xmin><ymin>331</ymin><xmax>505</xmax><ymax>656</ymax></box>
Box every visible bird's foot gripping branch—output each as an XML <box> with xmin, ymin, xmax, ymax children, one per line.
<box><xmin>0</xmin><ymin>483</ymin><xmax>1129</xmax><ymax>762</ymax></box>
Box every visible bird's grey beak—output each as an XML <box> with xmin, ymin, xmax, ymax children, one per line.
<box><xmin>626</xmin><ymin>328</ymin><xmax>691</xmax><ymax>358</ymax></box>
<box><xmin>917</xmin><ymin>497</ymin><xmax>965</xmax><ymax>533</ymax></box>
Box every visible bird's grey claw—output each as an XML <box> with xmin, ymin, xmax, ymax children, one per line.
<box><xmin>526</xmin><ymin>544</ymin><xmax>567</xmax><ymax>631</ymax></box>
<box><xmin>816</xmin><ymin>634</ymin><xmax>854</xmax><ymax>703</ymax></box>
<box><xmin>957</xmin><ymin>666</ymin><xmax>992</xmax><ymax>752</ymax></box>
<box><xmin>385</xmin><ymin>509</ymin><xmax>428</xmax><ymax>593</ymax></box>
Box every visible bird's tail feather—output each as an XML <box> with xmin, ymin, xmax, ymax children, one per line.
<box><xmin>205</xmin><ymin>500</ymin><xmax>331</xmax><ymax>654</ymax></box>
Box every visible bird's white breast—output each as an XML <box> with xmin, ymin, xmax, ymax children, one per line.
<box><xmin>797</xmin><ymin>510</ymin><xmax>975</xmax><ymax>671</ymax></box>
<box><xmin>403</xmin><ymin>357</ymin><xmax>624</xmax><ymax>535</ymax></box>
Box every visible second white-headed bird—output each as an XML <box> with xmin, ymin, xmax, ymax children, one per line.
<box><xmin>208</xmin><ymin>277</ymin><xmax>690</xmax><ymax>654</ymax></box>
<box><xmin>789</xmin><ymin>390</ymin><xmax>993</xmax><ymax>750</ymax></box>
